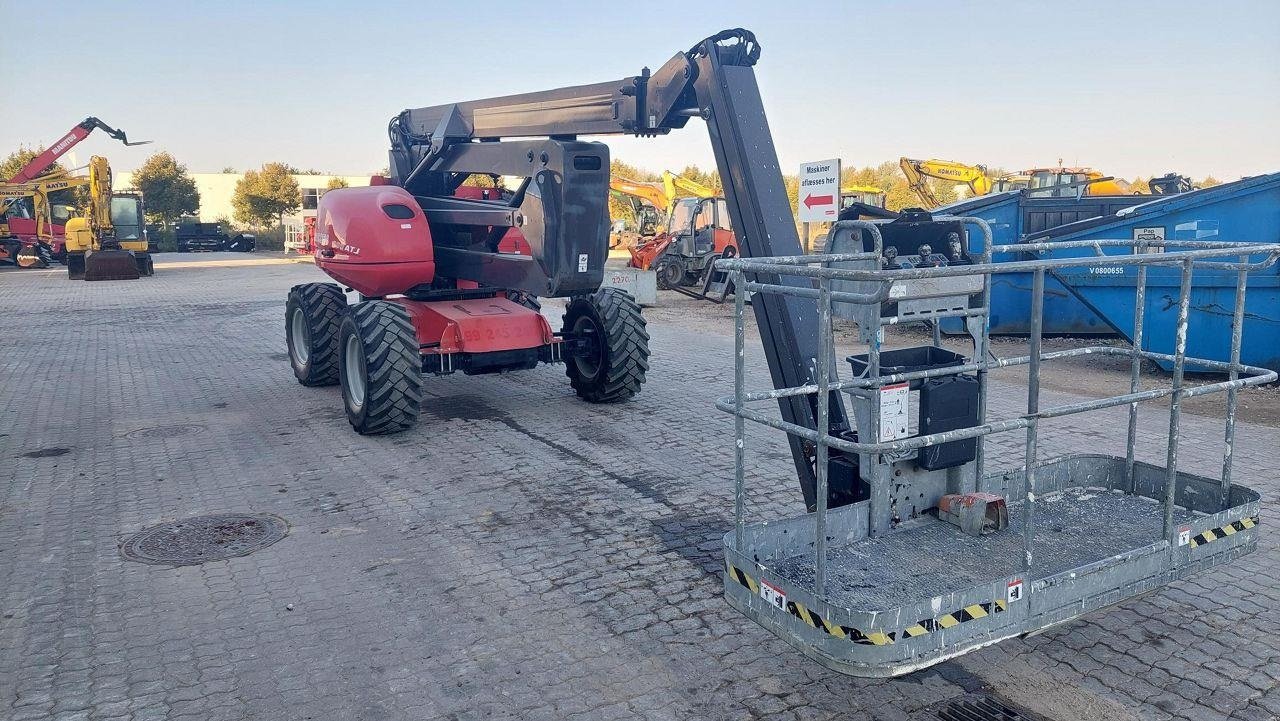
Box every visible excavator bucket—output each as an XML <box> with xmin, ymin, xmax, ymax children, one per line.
<box><xmin>83</xmin><ymin>249</ymin><xmax>141</xmax><ymax>281</ymax></box>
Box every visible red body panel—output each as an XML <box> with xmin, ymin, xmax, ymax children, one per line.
<box><xmin>315</xmin><ymin>185</ymin><xmax>435</xmax><ymax>296</ymax></box>
<box><xmin>389</xmin><ymin>296</ymin><xmax>555</xmax><ymax>354</ymax></box>
<box><xmin>4</xmin><ymin>218</ymin><xmax>66</xmax><ymax>253</ymax></box>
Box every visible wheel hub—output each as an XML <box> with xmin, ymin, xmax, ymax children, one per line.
<box><xmin>344</xmin><ymin>334</ymin><xmax>366</xmax><ymax>408</ymax></box>
<box><xmin>571</xmin><ymin>317</ymin><xmax>604</xmax><ymax>380</ymax></box>
<box><xmin>290</xmin><ymin>308</ymin><xmax>310</xmax><ymax>365</ymax></box>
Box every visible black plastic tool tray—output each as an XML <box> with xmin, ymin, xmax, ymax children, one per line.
<box><xmin>846</xmin><ymin>345</ymin><xmax>966</xmax><ymax>388</ymax></box>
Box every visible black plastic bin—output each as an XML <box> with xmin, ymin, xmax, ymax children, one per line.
<box><xmin>846</xmin><ymin>345</ymin><xmax>966</xmax><ymax>388</ymax></box>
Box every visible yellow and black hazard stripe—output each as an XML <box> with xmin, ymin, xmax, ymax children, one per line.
<box><xmin>1189</xmin><ymin>515</ymin><xmax>1258</xmax><ymax>548</ymax></box>
<box><xmin>726</xmin><ymin>564</ymin><xmax>758</xmax><ymax>594</ymax></box>
<box><xmin>900</xmin><ymin>600</ymin><xmax>1007</xmax><ymax>640</ymax></box>
<box><xmin>726</xmin><ymin>563</ymin><xmax>1006</xmax><ymax>646</ymax></box>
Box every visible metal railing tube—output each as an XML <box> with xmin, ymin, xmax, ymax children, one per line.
<box><xmin>1023</xmin><ymin>268</ymin><xmax>1046</xmax><ymax>572</ymax></box>
<box><xmin>1220</xmin><ymin>256</ymin><xmax>1248</xmax><ymax>509</ymax></box>
<box><xmin>742</xmin><ymin>280</ymin><xmax>893</xmax><ymax>306</ymax></box>
<box><xmin>814</xmin><ymin>277</ymin><xmax>832</xmax><ymax>593</ymax></box>
<box><xmin>1163</xmin><ymin>259</ymin><xmax>1194</xmax><ymax>541</ymax></box>
<box><xmin>733</xmin><ymin>270</ymin><xmax>747</xmax><ymax>553</ymax></box>
<box><xmin>970</xmin><ymin>217</ymin><xmax>994</xmax><ymax>481</ymax></box>
<box><xmin>1125</xmin><ymin>241</ymin><xmax>1149</xmax><ymax>493</ymax></box>
<box><xmin>867</xmin><ymin>324</ymin><xmax>887</xmax><ymax>536</ymax></box>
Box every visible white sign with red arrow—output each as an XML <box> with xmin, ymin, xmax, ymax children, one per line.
<box><xmin>798</xmin><ymin>158</ymin><xmax>841</xmax><ymax>223</ymax></box>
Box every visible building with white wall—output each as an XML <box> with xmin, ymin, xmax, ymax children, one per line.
<box><xmin>112</xmin><ymin>172</ymin><xmax>371</xmax><ymax>225</ymax></box>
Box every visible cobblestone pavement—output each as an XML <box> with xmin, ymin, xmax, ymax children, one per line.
<box><xmin>1</xmin><ymin>260</ymin><xmax>1277</xmax><ymax>721</ymax></box>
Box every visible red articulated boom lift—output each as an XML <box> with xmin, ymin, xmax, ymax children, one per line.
<box><xmin>286</xmin><ymin>30</ymin><xmax>803</xmax><ymax>441</ymax></box>
<box><xmin>285</xmin><ymin>28</ymin><xmax>1268</xmax><ymax>679</ymax></box>
<box><xmin>286</xmin><ymin>97</ymin><xmax>653</xmax><ymax>433</ymax></box>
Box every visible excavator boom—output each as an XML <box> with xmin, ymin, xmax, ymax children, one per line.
<box><xmin>610</xmin><ymin>177</ymin><xmax>672</xmax><ymax>212</ymax></box>
<box><xmin>899</xmin><ymin>157</ymin><xmax>994</xmax><ymax>209</ymax></box>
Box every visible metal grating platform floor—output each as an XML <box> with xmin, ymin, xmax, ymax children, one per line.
<box><xmin>768</xmin><ymin>487</ymin><xmax>1199</xmax><ymax>610</ymax></box>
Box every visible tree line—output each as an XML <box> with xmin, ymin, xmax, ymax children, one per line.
<box><xmin>1</xmin><ymin>147</ymin><xmax>351</xmax><ymax>235</ymax></box>
<box><xmin>0</xmin><ymin>143</ymin><xmax>1232</xmax><ymax>237</ymax></box>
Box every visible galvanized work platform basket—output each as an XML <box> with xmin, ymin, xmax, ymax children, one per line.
<box><xmin>715</xmin><ymin>219</ymin><xmax>1278</xmax><ymax>677</ymax></box>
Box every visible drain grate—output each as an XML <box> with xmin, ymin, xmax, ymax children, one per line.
<box><xmin>939</xmin><ymin>696</ymin><xmax>1035</xmax><ymax>721</ymax></box>
<box><xmin>120</xmin><ymin>513</ymin><xmax>288</xmax><ymax>566</ymax></box>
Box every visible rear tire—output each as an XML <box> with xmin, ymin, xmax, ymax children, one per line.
<box><xmin>286</xmin><ymin>282</ymin><xmax>346</xmax><ymax>386</ymax></box>
<box><xmin>338</xmin><ymin>301</ymin><xmax>422</xmax><ymax>435</ymax></box>
<box><xmin>563</xmin><ymin>287</ymin><xmax>649</xmax><ymax>403</ymax></box>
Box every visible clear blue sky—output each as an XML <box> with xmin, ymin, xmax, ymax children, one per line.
<box><xmin>3</xmin><ymin>0</ymin><xmax>1277</xmax><ymax>181</ymax></box>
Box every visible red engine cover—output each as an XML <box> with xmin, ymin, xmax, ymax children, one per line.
<box><xmin>315</xmin><ymin>185</ymin><xmax>434</xmax><ymax>296</ymax></box>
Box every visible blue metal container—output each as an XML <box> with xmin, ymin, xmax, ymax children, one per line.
<box><xmin>939</xmin><ymin>192</ymin><xmax>1155</xmax><ymax>334</ymax></box>
<box><xmin>1020</xmin><ymin>172</ymin><xmax>1280</xmax><ymax>371</ymax></box>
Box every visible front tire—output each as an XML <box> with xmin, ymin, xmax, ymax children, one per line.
<box><xmin>286</xmin><ymin>283</ymin><xmax>346</xmax><ymax>386</ymax></box>
<box><xmin>654</xmin><ymin>255</ymin><xmax>684</xmax><ymax>290</ymax></box>
<box><xmin>563</xmin><ymin>288</ymin><xmax>649</xmax><ymax>403</ymax></box>
<box><xmin>338</xmin><ymin>301</ymin><xmax>422</xmax><ymax>435</ymax></box>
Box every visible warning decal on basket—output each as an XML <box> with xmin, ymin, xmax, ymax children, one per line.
<box><xmin>1178</xmin><ymin>526</ymin><xmax>1191</xmax><ymax>546</ymax></box>
<box><xmin>759</xmin><ymin>579</ymin><xmax>786</xmax><ymax>610</ymax></box>
<box><xmin>1007</xmin><ymin>579</ymin><xmax>1024</xmax><ymax>603</ymax></box>
<box><xmin>879</xmin><ymin>383</ymin><xmax>909</xmax><ymax>441</ymax></box>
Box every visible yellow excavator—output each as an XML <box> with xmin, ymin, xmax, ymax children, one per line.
<box><xmin>900</xmin><ymin>157</ymin><xmax>1136</xmax><ymax>208</ymax></box>
<box><xmin>1</xmin><ymin>171</ymin><xmax>92</xmax><ymax>267</ymax></box>
<box><xmin>1022</xmin><ymin>166</ymin><xmax>1130</xmax><ymax>196</ymax></box>
<box><xmin>63</xmin><ymin>156</ymin><xmax>153</xmax><ymax>280</ymax></box>
<box><xmin>609</xmin><ymin>176</ymin><xmax>671</xmax><ymax>245</ymax></box>
<box><xmin>898</xmin><ymin>157</ymin><xmax>1029</xmax><ymax>209</ymax></box>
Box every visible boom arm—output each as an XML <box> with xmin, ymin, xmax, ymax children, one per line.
<box><xmin>7</xmin><ymin>117</ymin><xmax>149</xmax><ymax>184</ymax></box>
<box><xmin>899</xmin><ymin>157</ymin><xmax>994</xmax><ymax>209</ymax></box>
<box><xmin>610</xmin><ymin>177</ymin><xmax>672</xmax><ymax>212</ymax></box>
<box><xmin>389</xmin><ymin>29</ymin><xmax>846</xmax><ymax>507</ymax></box>
<box><xmin>666</xmin><ymin>171</ymin><xmax>718</xmax><ymax>199</ymax></box>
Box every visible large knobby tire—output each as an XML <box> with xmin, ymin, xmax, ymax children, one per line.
<box><xmin>338</xmin><ymin>301</ymin><xmax>423</xmax><ymax>435</ymax></box>
<box><xmin>563</xmin><ymin>287</ymin><xmax>649</xmax><ymax>403</ymax></box>
<box><xmin>653</xmin><ymin>255</ymin><xmax>685</xmax><ymax>290</ymax></box>
<box><xmin>285</xmin><ymin>282</ymin><xmax>346</xmax><ymax>387</ymax></box>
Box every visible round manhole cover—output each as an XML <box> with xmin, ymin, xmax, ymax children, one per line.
<box><xmin>120</xmin><ymin>513</ymin><xmax>288</xmax><ymax>566</ymax></box>
<box><xmin>125</xmin><ymin>423</ymin><xmax>207</xmax><ymax>440</ymax></box>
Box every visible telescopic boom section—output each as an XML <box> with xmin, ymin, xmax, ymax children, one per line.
<box><xmin>389</xmin><ymin>29</ymin><xmax>846</xmax><ymax>508</ymax></box>
<box><xmin>7</xmin><ymin>117</ymin><xmax>150</xmax><ymax>184</ymax></box>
